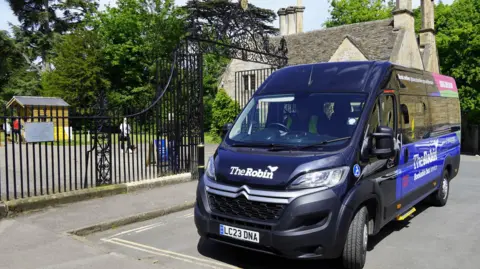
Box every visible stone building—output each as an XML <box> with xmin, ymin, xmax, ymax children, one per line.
<box><xmin>219</xmin><ymin>0</ymin><xmax>440</xmax><ymax>105</ymax></box>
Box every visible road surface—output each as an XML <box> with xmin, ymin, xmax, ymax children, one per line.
<box><xmin>86</xmin><ymin>156</ymin><xmax>480</xmax><ymax>269</ymax></box>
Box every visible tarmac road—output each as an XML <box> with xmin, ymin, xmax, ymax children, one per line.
<box><xmin>87</xmin><ymin>156</ymin><xmax>480</xmax><ymax>269</ymax></box>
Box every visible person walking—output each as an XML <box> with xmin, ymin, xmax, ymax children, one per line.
<box><xmin>119</xmin><ymin>118</ymin><xmax>133</xmax><ymax>153</ymax></box>
<box><xmin>12</xmin><ymin>117</ymin><xmax>22</xmax><ymax>143</ymax></box>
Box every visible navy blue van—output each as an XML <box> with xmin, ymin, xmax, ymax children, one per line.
<box><xmin>194</xmin><ymin>61</ymin><xmax>461</xmax><ymax>269</ymax></box>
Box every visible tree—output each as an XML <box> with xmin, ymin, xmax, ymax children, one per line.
<box><xmin>0</xmin><ymin>31</ymin><xmax>22</xmax><ymax>91</ymax></box>
<box><xmin>181</xmin><ymin>0</ymin><xmax>279</xmax><ymax>131</ymax></box>
<box><xmin>182</xmin><ymin>0</ymin><xmax>279</xmax><ymax>47</ymax></box>
<box><xmin>324</xmin><ymin>0</ymin><xmax>395</xmax><ymax>28</ymax></box>
<box><xmin>210</xmin><ymin>88</ymin><xmax>239</xmax><ymax>137</ymax></box>
<box><xmin>1</xmin><ymin>68</ymin><xmax>41</xmax><ymax>104</ymax></box>
<box><xmin>434</xmin><ymin>0</ymin><xmax>480</xmax><ymax>114</ymax></box>
<box><xmin>202</xmin><ymin>53</ymin><xmax>230</xmax><ymax>131</ymax></box>
<box><xmin>6</xmin><ymin>0</ymin><xmax>99</xmax><ymax>71</ymax></box>
<box><xmin>41</xmin><ymin>29</ymin><xmax>110</xmax><ymax>109</ymax></box>
<box><xmin>0</xmin><ymin>30</ymin><xmax>40</xmax><ymax>103</ymax></box>
<box><xmin>95</xmin><ymin>0</ymin><xmax>187</xmax><ymax>110</ymax></box>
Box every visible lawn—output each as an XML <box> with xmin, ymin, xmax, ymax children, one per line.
<box><xmin>1</xmin><ymin>131</ymin><xmax>221</xmax><ymax>146</ymax></box>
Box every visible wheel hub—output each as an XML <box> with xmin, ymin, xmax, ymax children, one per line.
<box><xmin>442</xmin><ymin>177</ymin><xmax>448</xmax><ymax>200</ymax></box>
<box><xmin>363</xmin><ymin>224</ymin><xmax>368</xmax><ymax>250</ymax></box>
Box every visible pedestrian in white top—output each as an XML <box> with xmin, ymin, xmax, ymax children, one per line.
<box><xmin>119</xmin><ymin>118</ymin><xmax>133</xmax><ymax>153</ymax></box>
<box><xmin>2</xmin><ymin>120</ymin><xmax>11</xmax><ymax>136</ymax></box>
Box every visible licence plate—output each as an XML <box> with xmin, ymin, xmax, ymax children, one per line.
<box><xmin>219</xmin><ymin>224</ymin><xmax>259</xmax><ymax>243</ymax></box>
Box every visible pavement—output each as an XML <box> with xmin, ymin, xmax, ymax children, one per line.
<box><xmin>0</xmin><ymin>154</ymin><xmax>479</xmax><ymax>269</ymax></box>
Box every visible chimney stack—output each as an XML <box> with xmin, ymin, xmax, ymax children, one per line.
<box><xmin>295</xmin><ymin>6</ymin><xmax>305</xmax><ymax>34</ymax></box>
<box><xmin>396</xmin><ymin>0</ymin><xmax>412</xmax><ymax>10</ymax></box>
<box><xmin>277</xmin><ymin>8</ymin><xmax>287</xmax><ymax>36</ymax></box>
<box><xmin>286</xmin><ymin>6</ymin><xmax>296</xmax><ymax>35</ymax></box>
<box><xmin>393</xmin><ymin>0</ymin><xmax>414</xmax><ymax>30</ymax></box>
<box><xmin>419</xmin><ymin>0</ymin><xmax>439</xmax><ymax>73</ymax></box>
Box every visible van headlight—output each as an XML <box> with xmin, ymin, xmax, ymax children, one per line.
<box><xmin>288</xmin><ymin>166</ymin><xmax>349</xmax><ymax>190</ymax></box>
<box><xmin>205</xmin><ymin>156</ymin><xmax>216</xmax><ymax>180</ymax></box>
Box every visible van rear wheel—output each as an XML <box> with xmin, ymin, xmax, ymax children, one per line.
<box><xmin>341</xmin><ymin>206</ymin><xmax>368</xmax><ymax>269</ymax></box>
<box><xmin>430</xmin><ymin>169</ymin><xmax>450</xmax><ymax>207</ymax></box>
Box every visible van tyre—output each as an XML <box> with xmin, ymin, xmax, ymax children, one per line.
<box><xmin>342</xmin><ymin>206</ymin><xmax>369</xmax><ymax>269</ymax></box>
<box><xmin>430</xmin><ymin>169</ymin><xmax>450</xmax><ymax>207</ymax></box>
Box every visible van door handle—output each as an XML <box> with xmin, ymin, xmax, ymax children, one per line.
<box><xmin>404</xmin><ymin>148</ymin><xmax>409</xmax><ymax>163</ymax></box>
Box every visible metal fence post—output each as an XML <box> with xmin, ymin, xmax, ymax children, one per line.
<box><xmin>473</xmin><ymin>125</ymin><xmax>479</xmax><ymax>155</ymax></box>
<box><xmin>197</xmin><ymin>144</ymin><xmax>205</xmax><ymax>178</ymax></box>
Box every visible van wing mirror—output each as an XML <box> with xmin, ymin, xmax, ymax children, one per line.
<box><xmin>371</xmin><ymin>126</ymin><xmax>395</xmax><ymax>159</ymax></box>
<box><xmin>221</xmin><ymin>123</ymin><xmax>233</xmax><ymax>138</ymax></box>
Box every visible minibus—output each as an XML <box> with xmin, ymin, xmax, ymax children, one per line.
<box><xmin>194</xmin><ymin>61</ymin><xmax>461</xmax><ymax>269</ymax></box>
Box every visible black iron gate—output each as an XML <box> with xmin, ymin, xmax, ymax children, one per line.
<box><xmin>0</xmin><ymin>0</ymin><xmax>288</xmax><ymax>201</ymax></box>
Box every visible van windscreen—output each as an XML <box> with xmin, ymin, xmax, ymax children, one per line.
<box><xmin>227</xmin><ymin>93</ymin><xmax>367</xmax><ymax>148</ymax></box>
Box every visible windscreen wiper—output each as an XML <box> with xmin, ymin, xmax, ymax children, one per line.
<box><xmin>231</xmin><ymin>142</ymin><xmax>284</xmax><ymax>148</ymax></box>
<box><xmin>231</xmin><ymin>142</ymin><xmax>297</xmax><ymax>151</ymax></box>
<box><xmin>298</xmin><ymin>137</ymin><xmax>351</xmax><ymax>150</ymax></box>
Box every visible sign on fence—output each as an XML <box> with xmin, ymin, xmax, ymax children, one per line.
<box><xmin>24</xmin><ymin>122</ymin><xmax>54</xmax><ymax>143</ymax></box>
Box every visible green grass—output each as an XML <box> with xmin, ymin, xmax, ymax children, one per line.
<box><xmin>204</xmin><ymin>132</ymin><xmax>222</xmax><ymax>144</ymax></box>
<box><xmin>1</xmin><ymin>131</ymin><xmax>222</xmax><ymax>145</ymax></box>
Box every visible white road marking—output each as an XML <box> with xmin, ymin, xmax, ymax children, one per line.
<box><xmin>106</xmin><ymin>222</ymin><xmax>165</xmax><ymax>239</ymax></box>
<box><xmin>181</xmin><ymin>213</ymin><xmax>194</xmax><ymax>218</ymax></box>
<box><xmin>135</xmin><ymin>223</ymin><xmax>165</xmax><ymax>233</ymax></box>
<box><xmin>103</xmin><ymin>237</ymin><xmax>240</xmax><ymax>269</ymax></box>
<box><xmin>103</xmin><ymin>238</ymin><xmax>223</xmax><ymax>269</ymax></box>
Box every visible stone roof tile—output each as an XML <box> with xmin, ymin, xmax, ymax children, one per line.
<box><xmin>271</xmin><ymin>19</ymin><xmax>399</xmax><ymax>66</ymax></box>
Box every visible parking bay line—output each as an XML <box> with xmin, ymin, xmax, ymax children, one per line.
<box><xmin>103</xmin><ymin>237</ymin><xmax>240</xmax><ymax>269</ymax></box>
<box><xmin>106</xmin><ymin>222</ymin><xmax>166</xmax><ymax>239</ymax></box>
<box><xmin>102</xmin><ymin>238</ymin><xmax>221</xmax><ymax>269</ymax></box>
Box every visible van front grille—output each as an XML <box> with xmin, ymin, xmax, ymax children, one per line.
<box><xmin>207</xmin><ymin>193</ymin><xmax>286</xmax><ymax>222</ymax></box>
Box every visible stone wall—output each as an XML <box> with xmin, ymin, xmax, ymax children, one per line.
<box><xmin>329</xmin><ymin>38</ymin><xmax>368</xmax><ymax>62</ymax></box>
<box><xmin>390</xmin><ymin>28</ymin><xmax>425</xmax><ymax>71</ymax></box>
<box><xmin>219</xmin><ymin>59</ymin><xmax>272</xmax><ymax>101</ymax></box>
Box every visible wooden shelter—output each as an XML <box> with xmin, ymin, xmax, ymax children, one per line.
<box><xmin>6</xmin><ymin>96</ymin><xmax>70</xmax><ymax>141</ymax></box>
<box><xmin>6</xmin><ymin>96</ymin><xmax>70</xmax><ymax>125</ymax></box>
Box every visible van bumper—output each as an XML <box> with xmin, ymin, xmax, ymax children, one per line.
<box><xmin>194</xmin><ymin>176</ymin><xmax>353</xmax><ymax>260</ymax></box>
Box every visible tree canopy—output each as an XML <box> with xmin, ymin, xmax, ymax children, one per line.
<box><xmin>323</xmin><ymin>0</ymin><xmax>395</xmax><ymax>28</ymax></box>
<box><xmin>434</xmin><ymin>0</ymin><xmax>480</xmax><ymax>114</ymax></box>
<box><xmin>6</xmin><ymin>0</ymin><xmax>98</xmax><ymax>71</ymax></box>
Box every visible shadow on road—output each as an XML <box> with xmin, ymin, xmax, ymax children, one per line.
<box><xmin>197</xmin><ymin>202</ymin><xmax>433</xmax><ymax>269</ymax></box>
<box><xmin>367</xmin><ymin>201</ymin><xmax>431</xmax><ymax>251</ymax></box>
<box><xmin>197</xmin><ymin>237</ymin><xmax>342</xmax><ymax>269</ymax></box>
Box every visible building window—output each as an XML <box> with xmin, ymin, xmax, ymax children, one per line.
<box><xmin>250</xmin><ymin>74</ymin><xmax>256</xmax><ymax>91</ymax></box>
<box><xmin>242</xmin><ymin>73</ymin><xmax>257</xmax><ymax>92</ymax></box>
<box><xmin>243</xmin><ymin>75</ymin><xmax>249</xmax><ymax>91</ymax></box>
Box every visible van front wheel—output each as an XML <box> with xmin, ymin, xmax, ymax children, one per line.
<box><xmin>341</xmin><ymin>206</ymin><xmax>368</xmax><ymax>269</ymax></box>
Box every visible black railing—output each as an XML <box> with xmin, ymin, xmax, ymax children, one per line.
<box><xmin>0</xmin><ymin>104</ymin><xmax>200</xmax><ymax>201</ymax></box>
<box><xmin>0</xmin><ymin>47</ymin><xmax>203</xmax><ymax>201</ymax></box>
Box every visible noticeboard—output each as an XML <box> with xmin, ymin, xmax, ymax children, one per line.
<box><xmin>24</xmin><ymin>122</ymin><xmax>54</xmax><ymax>143</ymax></box>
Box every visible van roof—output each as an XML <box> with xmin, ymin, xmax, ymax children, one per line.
<box><xmin>254</xmin><ymin>61</ymin><xmax>392</xmax><ymax>96</ymax></box>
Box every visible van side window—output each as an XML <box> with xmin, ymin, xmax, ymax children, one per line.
<box><xmin>379</xmin><ymin>95</ymin><xmax>395</xmax><ymax>131</ymax></box>
<box><xmin>399</xmin><ymin>95</ymin><xmax>430</xmax><ymax>144</ymax></box>
<box><xmin>429</xmin><ymin>96</ymin><xmax>461</xmax><ymax>136</ymax></box>
<box><xmin>366</xmin><ymin>94</ymin><xmax>395</xmax><ymax>136</ymax></box>
<box><xmin>366</xmin><ymin>99</ymin><xmax>380</xmax><ymax>136</ymax></box>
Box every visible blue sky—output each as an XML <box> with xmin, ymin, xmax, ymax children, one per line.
<box><xmin>0</xmin><ymin>0</ymin><xmax>454</xmax><ymax>34</ymax></box>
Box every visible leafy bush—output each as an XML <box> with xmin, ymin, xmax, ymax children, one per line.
<box><xmin>210</xmin><ymin>88</ymin><xmax>240</xmax><ymax>137</ymax></box>
<box><xmin>203</xmin><ymin>96</ymin><xmax>214</xmax><ymax>131</ymax></box>
<box><xmin>467</xmin><ymin>109</ymin><xmax>480</xmax><ymax>125</ymax></box>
